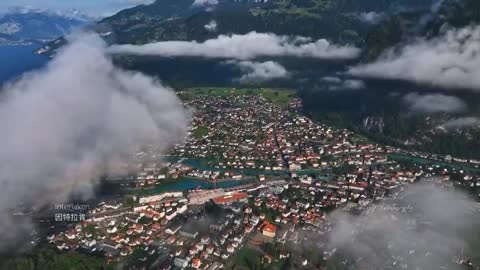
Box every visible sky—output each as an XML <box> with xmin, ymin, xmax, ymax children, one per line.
<box><xmin>0</xmin><ymin>0</ymin><xmax>155</xmax><ymax>18</ymax></box>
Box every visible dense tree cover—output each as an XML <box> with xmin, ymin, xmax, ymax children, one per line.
<box><xmin>417</xmin><ymin>132</ymin><xmax>480</xmax><ymax>159</ymax></box>
<box><xmin>363</xmin><ymin>0</ymin><xmax>480</xmax><ymax>60</ymax></box>
<box><xmin>1</xmin><ymin>246</ymin><xmax>115</xmax><ymax>270</ymax></box>
<box><xmin>46</xmin><ymin>0</ymin><xmax>436</xmax><ymax>50</ymax></box>
<box><xmin>101</xmin><ymin>0</ymin><xmax>433</xmax><ymax>46</ymax></box>
<box><xmin>43</xmin><ymin>0</ymin><xmax>480</xmax><ymax>159</ymax></box>
<box><xmin>300</xmin><ymin>87</ymin><xmax>480</xmax><ymax>160</ymax></box>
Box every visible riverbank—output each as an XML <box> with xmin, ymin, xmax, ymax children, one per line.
<box><xmin>164</xmin><ymin>156</ymin><xmax>289</xmax><ymax>176</ymax></box>
<box><xmin>126</xmin><ymin>177</ymin><xmax>257</xmax><ymax>196</ymax></box>
<box><xmin>388</xmin><ymin>153</ymin><xmax>480</xmax><ymax>174</ymax></box>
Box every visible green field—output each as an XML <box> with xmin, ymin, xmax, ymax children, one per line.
<box><xmin>192</xmin><ymin>126</ymin><xmax>209</xmax><ymax>139</ymax></box>
<box><xmin>231</xmin><ymin>247</ymin><xmax>261</xmax><ymax>269</ymax></box>
<box><xmin>181</xmin><ymin>87</ymin><xmax>297</xmax><ymax>107</ymax></box>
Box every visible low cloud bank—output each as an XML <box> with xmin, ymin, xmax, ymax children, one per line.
<box><xmin>192</xmin><ymin>0</ymin><xmax>219</xmax><ymax>8</ymax></box>
<box><xmin>357</xmin><ymin>11</ymin><xmax>385</xmax><ymax>24</ymax></box>
<box><xmin>403</xmin><ymin>92</ymin><xmax>467</xmax><ymax>113</ymax></box>
<box><xmin>321</xmin><ymin>76</ymin><xmax>365</xmax><ymax>90</ymax></box>
<box><xmin>439</xmin><ymin>117</ymin><xmax>480</xmax><ymax>130</ymax></box>
<box><xmin>328</xmin><ymin>182</ymin><xmax>479</xmax><ymax>269</ymax></box>
<box><xmin>349</xmin><ymin>25</ymin><xmax>480</xmax><ymax>91</ymax></box>
<box><xmin>0</xmin><ymin>32</ymin><xmax>189</xmax><ymax>250</ymax></box>
<box><xmin>128</xmin><ymin>0</ymin><xmax>156</xmax><ymax>5</ymax></box>
<box><xmin>226</xmin><ymin>60</ymin><xmax>289</xmax><ymax>83</ymax></box>
<box><xmin>109</xmin><ymin>31</ymin><xmax>361</xmax><ymax>60</ymax></box>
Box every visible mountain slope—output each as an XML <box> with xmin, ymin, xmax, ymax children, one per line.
<box><xmin>35</xmin><ymin>0</ymin><xmax>480</xmax><ymax>160</ymax></box>
<box><xmin>363</xmin><ymin>0</ymin><xmax>480</xmax><ymax>60</ymax></box>
<box><xmin>98</xmin><ymin>0</ymin><xmax>437</xmax><ymax>43</ymax></box>
<box><xmin>42</xmin><ymin>0</ymin><xmax>437</xmax><ymax>54</ymax></box>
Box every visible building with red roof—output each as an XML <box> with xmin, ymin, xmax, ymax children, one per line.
<box><xmin>261</xmin><ymin>221</ymin><xmax>277</xmax><ymax>238</ymax></box>
<box><xmin>212</xmin><ymin>192</ymin><xmax>248</xmax><ymax>205</ymax></box>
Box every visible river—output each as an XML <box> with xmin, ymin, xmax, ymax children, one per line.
<box><xmin>164</xmin><ymin>156</ymin><xmax>288</xmax><ymax>176</ymax></box>
<box><xmin>130</xmin><ymin>177</ymin><xmax>256</xmax><ymax>195</ymax></box>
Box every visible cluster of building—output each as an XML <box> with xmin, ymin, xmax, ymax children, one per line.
<box><xmin>48</xmin><ymin>192</ymin><xmax>187</xmax><ymax>259</ymax></box>
<box><xmin>171</xmin><ymin>95</ymin><xmax>287</xmax><ymax>172</ymax></box>
<box><xmin>44</xmin><ymin>90</ymin><xmax>480</xmax><ymax>269</ymax></box>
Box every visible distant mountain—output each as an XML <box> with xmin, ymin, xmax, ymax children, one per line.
<box><xmin>94</xmin><ymin>0</ymin><xmax>435</xmax><ymax>43</ymax></box>
<box><xmin>0</xmin><ymin>8</ymin><xmax>90</xmax><ymax>45</ymax></box>
<box><xmin>41</xmin><ymin>0</ymin><xmax>437</xmax><ymax>54</ymax></box>
<box><xmin>363</xmin><ymin>0</ymin><xmax>480</xmax><ymax>60</ymax></box>
<box><xmin>300</xmin><ymin>0</ymin><xmax>480</xmax><ymax>159</ymax></box>
<box><xmin>35</xmin><ymin>0</ymin><xmax>480</xmax><ymax>159</ymax></box>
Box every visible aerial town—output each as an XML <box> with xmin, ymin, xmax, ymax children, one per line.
<box><xmin>45</xmin><ymin>88</ymin><xmax>480</xmax><ymax>270</ymax></box>
<box><xmin>4</xmin><ymin>0</ymin><xmax>480</xmax><ymax>269</ymax></box>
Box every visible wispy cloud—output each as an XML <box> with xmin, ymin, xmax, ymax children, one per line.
<box><xmin>439</xmin><ymin>117</ymin><xmax>480</xmax><ymax>130</ymax></box>
<box><xmin>357</xmin><ymin>11</ymin><xmax>385</xmax><ymax>24</ymax></box>
<box><xmin>321</xmin><ymin>76</ymin><xmax>342</xmax><ymax>84</ymax></box>
<box><xmin>349</xmin><ymin>25</ymin><xmax>480</xmax><ymax>91</ymax></box>
<box><xmin>328</xmin><ymin>183</ymin><xmax>479</xmax><ymax>270</ymax></box>
<box><xmin>192</xmin><ymin>0</ymin><xmax>218</xmax><ymax>8</ymax></box>
<box><xmin>204</xmin><ymin>20</ymin><xmax>217</xmax><ymax>32</ymax></box>
<box><xmin>109</xmin><ymin>32</ymin><xmax>361</xmax><ymax>60</ymax></box>
<box><xmin>341</xmin><ymin>79</ymin><xmax>365</xmax><ymax>90</ymax></box>
<box><xmin>226</xmin><ymin>60</ymin><xmax>289</xmax><ymax>83</ymax></box>
<box><xmin>321</xmin><ymin>76</ymin><xmax>365</xmax><ymax>90</ymax></box>
<box><xmin>127</xmin><ymin>0</ymin><xmax>155</xmax><ymax>5</ymax></box>
<box><xmin>402</xmin><ymin>93</ymin><xmax>467</xmax><ymax>114</ymax></box>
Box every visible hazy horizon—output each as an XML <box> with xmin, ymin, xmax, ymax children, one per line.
<box><xmin>0</xmin><ymin>0</ymin><xmax>155</xmax><ymax>17</ymax></box>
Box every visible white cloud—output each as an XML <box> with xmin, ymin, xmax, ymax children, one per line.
<box><xmin>0</xmin><ymin>32</ymin><xmax>189</xmax><ymax>249</ymax></box>
<box><xmin>204</xmin><ymin>20</ymin><xmax>217</xmax><ymax>32</ymax></box>
<box><xmin>439</xmin><ymin>117</ymin><xmax>480</xmax><ymax>130</ymax></box>
<box><xmin>342</xmin><ymin>79</ymin><xmax>365</xmax><ymax>90</ymax></box>
<box><xmin>349</xmin><ymin>25</ymin><xmax>480</xmax><ymax>91</ymax></box>
<box><xmin>127</xmin><ymin>0</ymin><xmax>155</xmax><ymax>4</ymax></box>
<box><xmin>403</xmin><ymin>93</ymin><xmax>467</xmax><ymax>113</ymax></box>
<box><xmin>328</xmin><ymin>183</ymin><xmax>479</xmax><ymax>270</ymax></box>
<box><xmin>321</xmin><ymin>76</ymin><xmax>365</xmax><ymax>90</ymax></box>
<box><xmin>192</xmin><ymin>0</ymin><xmax>218</xmax><ymax>8</ymax></box>
<box><xmin>109</xmin><ymin>31</ymin><xmax>361</xmax><ymax>60</ymax></box>
<box><xmin>357</xmin><ymin>11</ymin><xmax>385</xmax><ymax>24</ymax></box>
<box><xmin>227</xmin><ymin>60</ymin><xmax>289</xmax><ymax>83</ymax></box>
<box><xmin>321</xmin><ymin>76</ymin><xmax>342</xmax><ymax>83</ymax></box>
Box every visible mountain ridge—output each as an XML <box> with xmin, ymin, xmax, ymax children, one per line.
<box><xmin>0</xmin><ymin>8</ymin><xmax>90</xmax><ymax>45</ymax></box>
<box><xmin>40</xmin><ymin>0</ymin><xmax>437</xmax><ymax>54</ymax></box>
<box><xmin>35</xmin><ymin>0</ymin><xmax>480</xmax><ymax>160</ymax></box>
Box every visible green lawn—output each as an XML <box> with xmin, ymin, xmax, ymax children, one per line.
<box><xmin>192</xmin><ymin>126</ymin><xmax>209</xmax><ymax>139</ymax></box>
<box><xmin>182</xmin><ymin>87</ymin><xmax>296</xmax><ymax>107</ymax></box>
<box><xmin>232</xmin><ymin>247</ymin><xmax>261</xmax><ymax>269</ymax></box>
